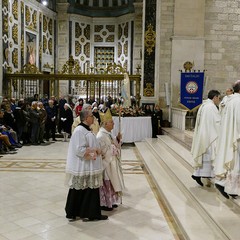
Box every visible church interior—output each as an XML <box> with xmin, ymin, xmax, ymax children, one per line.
<box><xmin>1</xmin><ymin>0</ymin><xmax>240</xmax><ymax>239</ymax></box>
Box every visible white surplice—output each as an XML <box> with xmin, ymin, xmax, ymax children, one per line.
<box><xmin>214</xmin><ymin>93</ymin><xmax>240</xmax><ymax>194</ymax></box>
<box><xmin>65</xmin><ymin>125</ymin><xmax>103</xmax><ymax>190</ymax></box>
<box><xmin>191</xmin><ymin>99</ymin><xmax>221</xmax><ymax>177</ymax></box>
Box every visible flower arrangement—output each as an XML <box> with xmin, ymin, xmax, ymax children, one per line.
<box><xmin>110</xmin><ymin>105</ymin><xmax>146</xmax><ymax>117</ymax></box>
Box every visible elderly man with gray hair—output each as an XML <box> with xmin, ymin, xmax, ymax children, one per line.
<box><xmin>65</xmin><ymin>108</ymin><xmax>108</xmax><ymax>221</ymax></box>
<box><xmin>71</xmin><ymin>103</ymin><xmax>99</xmax><ymax>134</ymax></box>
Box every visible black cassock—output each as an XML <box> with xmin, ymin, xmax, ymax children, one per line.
<box><xmin>151</xmin><ymin>110</ymin><xmax>163</xmax><ymax>138</ymax></box>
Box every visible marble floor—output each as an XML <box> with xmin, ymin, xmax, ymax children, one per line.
<box><xmin>0</xmin><ymin>140</ymin><xmax>180</xmax><ymax>240</ymax></box>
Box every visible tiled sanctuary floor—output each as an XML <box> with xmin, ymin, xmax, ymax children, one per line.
<box><xmin>0</xmin><ymin>140</ymin><xmax>180</xmax><ymax>240</ymax></box>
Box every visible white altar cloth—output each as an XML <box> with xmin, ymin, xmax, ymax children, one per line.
<box><xmin>112</xmin><ymin>116</ymin><xmax>152</xmax><ymax>143</ymax></box>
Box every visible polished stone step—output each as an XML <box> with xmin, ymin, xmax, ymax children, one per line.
<box><xmin>136</xmin><ymin>136</ymin><xmax>240</xmax><ymax>240</ymax></box>
<box><xmin>159</xmin><ymin>129</ymin><xmax>240</xmax><ymax>207</ymax></box>
<box><xmin>162</xmin><ymin>127</ymin><xmax>193</xmax><ymax>150</ymax></box>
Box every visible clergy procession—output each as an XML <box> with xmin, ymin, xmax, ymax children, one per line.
<box><xmin>65</xmin><ymin>106</ymin><xmax>125</xmax><ymax>221</ymax></box>
<box><xmin>63</xmin><ymin>78</ymin><xmax>240</xmax><ymax>223</ymax></box>
<box><xmin>63</xmin><ymin>89</ymin><xmax>165</xmax><ymax>222</ymax></box>
<box><xmin>191</xmin><ymin>80</ymin><xmax>240</xmax><ymax>199</ymax></box>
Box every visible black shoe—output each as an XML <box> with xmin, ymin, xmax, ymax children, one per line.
<box><xmin>0</xmin><ymin>149</ymin><xmax>7</xmax><ymax>154</ymax></box>
<box><xmin>40</xmin><ymin>141</ymin><xmax>46</xmax><ymax>144</ymax></box>
<box><xmin>98</xmin><ymin>215</ymin><xmax>108</xmax><ymax>220</ymax></box>
<box><xmin>8</xmin><ymin>146</ymin><xmax>17</xmax><ymax>151</ymax></box>
<box><xmin>191</xmin><ymin>175</ymin><xmax>203</xmax><ymax>186</ymax></box>
<box><xmin>32</xmin><ymin>143</ymin><xmax>39</xmax><ymax>145</ymax></box>
<box><xmin>23</xmin><ymin>143</ymin><xmax>31</xmax><ymax>146</ymax></box>
<box><xmin>229</xmin><ymin>194</ymin><xmax>238</xmax><ymax>199</ymax></box>
<box><xmin>13</xmin><ymin>143</ymin><xmax>22</xmax><ymax>148</ymax></box>
<box><xmin>101</xmin><ymin>206</ymin><xmax>113</xmax><ymax>211</ymax></box>
<box><xmin>215</xmin><ymin>183</ymin><xmax>229</xmax><ymax>199</ymax></box>
<box><xmin>8</xmin><ymin>145</ymin><xmax>16</xmax><ymax>149</ymax></box>
<box><xmin>112</xmin><ymin>204</ymin><xmax>118</xmax><ymax>208</ymax></box>
<box><xmin>66</xmin><ymin>216</ymin><xmax>77</xmax><ymax>221</ymax></box>
<box><xmin>84</xmin><ymin>215</ymin><xmax>108</xmax><ymax>222</ymax></box>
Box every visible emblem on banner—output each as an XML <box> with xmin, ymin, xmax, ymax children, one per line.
<box><xmin>186</xmin><ymin>81</ymin><xmax>198</xmax><ymax>94</ymax></box>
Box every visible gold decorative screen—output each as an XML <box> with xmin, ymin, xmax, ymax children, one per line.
<box><xmin>94</xmin><ymin>47</ymin><xmax>114</xmax><ymax>73</ymax></box>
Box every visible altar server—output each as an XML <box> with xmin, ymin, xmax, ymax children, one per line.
<box><xmin>65</xmin><ymin>108</ymin><xmax>108</xmax><ymax>221</ymax></box>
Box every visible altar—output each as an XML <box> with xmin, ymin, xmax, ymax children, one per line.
<box><xmin>112</xmin><ymin>116</ymin><xmax>152</xmax><ymax>143</ymax></box>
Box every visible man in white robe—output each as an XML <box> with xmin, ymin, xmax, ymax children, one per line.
<box><xmin>97</xmin><ymin>109</ymin><xmax>125</xmax><ymax>211</ymax></box>
<box><xmin>219</xmin><ymin>88</ymin><xmax>233</xmax><ymax>113</ymax></box>
<box><xmin>191</xmin><ymin>90</ymin><xmax>221</xmax><ymax>186</ymax></box>
<box><xmin>215</xmin><ymin>80</ymin><xmax>240</xmax><ymax>199</ymax></box>
<box><xmin>65</xmin><ymin>108</ymin><xmax>108</xmax><ymax>221</ymax></box>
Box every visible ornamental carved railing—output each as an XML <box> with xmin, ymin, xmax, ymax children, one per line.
<box><xmin>4</xmin><ymin>57</ymin><xmax>141</xmax><ymax>105</ymax></box>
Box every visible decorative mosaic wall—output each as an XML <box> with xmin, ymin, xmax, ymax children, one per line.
<box><xmin>72</xmin><ymin>20</ymin><xmax>131</xmax><ymax>73</ymax></box>
<box><xmin>43</xmin><ymin>15</ymin><xmax>53</xmax><ymax>56</ymax></box>
<box><xmin>1</xmin><ymin>0</ymin><xmax>56</xmax><ymax>73</ymax></box>
<box><xmin>73</xmin><ymin>22</ymin><xmax>91</xmax><ymax>72</ymax></box>
<box><xmin>143</xmin><ymin>0</ymin><xmax>156</xmax><ymax>97</ymax></box>
<box><xmin>118</xmin><ymin>22</ymin><xmax>129</xmax><ymax>70</ymax></box>
<box><xmin>2</xmin><ymin>0</ymin><xmax>16</xmax><ymax>70</ymax></box>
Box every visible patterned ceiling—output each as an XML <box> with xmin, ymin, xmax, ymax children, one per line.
<box><xmin>72</xmin><ymin>0</ymin><xmax>131</xmax><ymax>7</ymax></box>
<box><xmin>37</xmin><ymin>0</ymin><xmax>142</xmax><ymax>17</ymax></box>
<box><xmin>67</xmin><ymin>0</ymin><xmax>136</xmax><ymax>17</ymax></box>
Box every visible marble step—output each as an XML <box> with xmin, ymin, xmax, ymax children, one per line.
<box><xmin>157</xmin><ymin>135</ymin><xmax>193</xmax><ymax>170</ymax></box>
<box><xmin>136</xmin><ymin>138</ymin><xmax>240</xmax><ymax>240</ymax></box>
<box><xmin>162</xmin><ymin>127</ymin><xmax>193</xmax><ymax>150</ymax></box>
<box><xmin>157</xmin><ymin>135</ymin><xmax>240</xmax><ymax>207</ymax></box>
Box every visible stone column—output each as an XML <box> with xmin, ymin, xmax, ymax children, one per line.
<box><xmin>132</xmin><ymin>2</ymin><xmax>143</xmax><ymax>101</ymax></box>
<box><xmin>171</xmin><ymin>0</ymin><xmax>205</xmax><ymax>107</ymax></box>
<box><xmin>56</xmin><ymin>1</ymin><xmax>70</xmax><ymax>97</ymax></box>
<box><xmin>132</xmin><ymin>2</ymin><xmax>143</xmax><ymax>74</ymax></box>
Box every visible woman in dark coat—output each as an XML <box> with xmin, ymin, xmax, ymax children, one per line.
<box><xmin>151</xmin><ymin>104</ymin><xmax>163</xmax><ymax>138</ymax></box>
<box><xmin>144</xmin><ymin>104</ymin><xmax>153</xmax><ymax>116</ymax></box>
<box><xmin>61</xmin><ymin>103</ymin><xmax>74</xmax><ymax>141</ymax></box>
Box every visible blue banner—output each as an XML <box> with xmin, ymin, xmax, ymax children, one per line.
<box><xmin>180</xmin><ymin>72</ymin><xmax>204</xmax><ymax>110</ymax></box>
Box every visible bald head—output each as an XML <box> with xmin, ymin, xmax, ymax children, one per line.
<box><xmin>233</xmin><ymin>80</ymin><xmax>240</xmax><ymax>93</ymax></box>
<box><xmin>226</xmin><ymin>88</ymin><xmax>233</xmax><ymax>95</ymax></box>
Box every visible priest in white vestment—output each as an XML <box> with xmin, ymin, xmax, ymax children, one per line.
<box><xmin>191</xmin><ymin>90</ymin><xmax>221</xmax><ymax>186</ymax></box>
<box><xmin>214</xmin><ymin>80</ymin><xmax>240</xmax><ymax>198</ymax></box>
<box><xmin>97</xmin><ymin>109</ymin><xmax>125</xmax><ymax>211</ymax></box>
<box><xmin>219</xmin><ymin>88</ymin><xmax>233</xmax><ymax>113</ymax></box>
